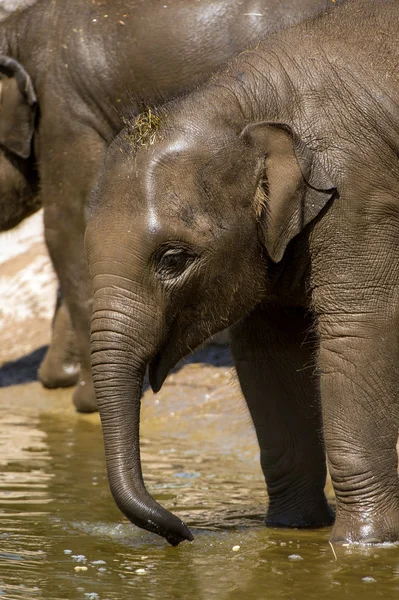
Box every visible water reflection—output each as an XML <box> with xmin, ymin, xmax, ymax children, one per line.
<box><xmin>0</xmin><ymin>406</ymin><xmax>51</xmax><ymax>598</ymax></box>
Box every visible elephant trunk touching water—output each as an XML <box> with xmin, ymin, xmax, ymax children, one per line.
<box><xmin>88</xmin><ymin>223</ymin><xmax>193</xmax><ymax>545</ymax></box>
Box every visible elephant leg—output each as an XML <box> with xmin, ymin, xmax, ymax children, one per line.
<box><xmin>38</xmin><ymin>288</ymin><xmax>80</xmax><ymax>388</ymax></box>
<box><xmin>230</xmin><ymin>303</ymin><xmax>333</xmax><ymax>528</ymax></box>
<box><xmin>40</xmin><ymin>123</ymin><xmax>106</xmax><ymax>412</ymax></box>
<box><xmin>44</xmin><ymin>201</ymin><xmax>96</xmax><ymax>412</ymax></box>
<box><xmin>315</xmin><ymin>303</ymin><xmax>399</xmax><ymax>543</ymax></box>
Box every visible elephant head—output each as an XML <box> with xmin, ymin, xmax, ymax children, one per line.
<box><xmin>85</xmin><ymin>110</ymin><xmax>336</xmax><ymax>545</ymax></box>
<box><xmin>0</xmin><ymin>56</ymin><xmax>39</xmax><ymax>231</ymax></box>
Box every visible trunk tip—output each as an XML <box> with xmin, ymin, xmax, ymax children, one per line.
<box><xmin>165</xmin><ymin>523</ymin><xmax>194</xmax><ymax>546</ymax></box>
<box><xmin>146</xmin><ymin>513</ymin><xmax>194</xmax><ymax>546</ymax></box>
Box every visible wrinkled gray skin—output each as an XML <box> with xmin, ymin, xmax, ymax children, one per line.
<box><xmin>0</xmin><ymin>0</ymin><xmax>344</xmax><ymax>412</ymax></box>
<box><xmin>86</xmin><ymin>0</ymin><xmax>399</xmax><ymax>546</ymax></box>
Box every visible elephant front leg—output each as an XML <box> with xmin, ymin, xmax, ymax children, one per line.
<box><xmin>231</xmin><ymin>304</ymin><xmax>333</xmax><ymax>529</ymax></box>
<box><xmin>38</xmin><ymin>288</ymin><xmax>80</xmax><ymax>388</ymax></box>
<box><xmin>317</xmin><ymin>309</ymin><xmax>399</xmax><ymax>544</ymax></box>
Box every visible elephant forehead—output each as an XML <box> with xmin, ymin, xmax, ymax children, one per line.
<box><xmin>140</xmin><ymin>134</ymin><xmax>251</xmax><ymax>236</ymax></box>
<box><xmin>144</xmin><ymin>188</ymin><xmax>229</xmax><ymax>239</ymax></box>
<box><xmin>146</xmin><ymin>131</ymin><xmax>242</xmax><ymax>188</ymax></box>
<box><xmin>151</xmin><ymin>174</ymin><xmax>239</xmax><ymax>235</ymax></box>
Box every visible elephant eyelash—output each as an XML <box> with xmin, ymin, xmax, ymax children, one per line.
<box><xmin>153</xmin><ymin>245</ymin><xmax>198</xmax><ymax>281</ymax></box>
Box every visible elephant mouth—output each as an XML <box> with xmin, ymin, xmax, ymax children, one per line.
<box><xmin>149</xmin><ymin>328</ymin><xmax>202</xmax><ymax>393</ymax></box>
<box><xmin>149</xmin><ymin>315</ymin><xmax>222</xmax><ymax>393</ymax></box>
<box><xmin>149</xmin><ymin>350</ymin><xmax>172</xmax><ymax>393</ymax></box>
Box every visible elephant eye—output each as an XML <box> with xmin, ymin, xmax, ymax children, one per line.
<box><xmin>155</xmin><ymin>246</ymin><xmax>197</xmax><ymax>281</ymax></box>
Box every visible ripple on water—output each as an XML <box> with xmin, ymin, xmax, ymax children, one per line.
<box><xmin>0</xmin><ymin>409</ymin><xmax>51</xmax><ymax>598</ymax></box>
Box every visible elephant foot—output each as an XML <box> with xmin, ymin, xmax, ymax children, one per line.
<box><xmin>73</xmin><ymin>376</ymin><xmax>98</xmax><ymax>413</ymax></box>
<box><xmin>39</xmin><ymin>348</ymin><xmax>80</xmax><ymax>388</ymax></box>
<box><xmin>38</xmin><ymin>300</ymin><xmax>81</xmax><ymax>388</ymax></box>
<box><xmin>266</xmin><ymin>496</ymin><xmax>334</xmax><ymax>529</ymax></box>
<box><xmin>330</xmin><ymin>505</ymin><xmax>399</xmax><ymax>545</ymax></box>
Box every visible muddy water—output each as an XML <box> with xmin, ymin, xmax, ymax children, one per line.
<box><xmin>2</xmin><ymin>215</ymin><xmax>399</xmax><ymax>599</ymax></box>
<box><xmin>2</xmin><ymin>350</ymin><xmax>399</xmax><ymax>600</ymax></box>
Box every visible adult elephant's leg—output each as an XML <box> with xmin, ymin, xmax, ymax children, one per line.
<box><xmin>40</xmin><ymin>123</ymin><xmax>106</xmax><ymax>412</ymax></box>
<box><xmin>38</xmin><ymin>288</ymin><xmax>80</xmax><ymax>388</ymax></box>
<box><xmin>230</xmin><ymin>303</ymin><xmax>333</xmax><ymax>528</ymax></box>
<box><xmin>315</xmin><ymin>294</ymin><xmax>399</xmax><ymax>543</ymax></box>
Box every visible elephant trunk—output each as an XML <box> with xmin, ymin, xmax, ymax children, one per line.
<box><xmin>91</xmin><ymin>282</ymin><xmax>193</xmax><ymax>546</ymax></box>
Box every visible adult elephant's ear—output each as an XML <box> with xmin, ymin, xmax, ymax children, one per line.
<box><xmin>240</xmin><ymin>121</ymin><xmax>337</xmax><ymax>263</ymax></box>
<box><xmin>0</xmin><ymin>56</ymin><xmax>37</xmax><ymax>159</ymax></box>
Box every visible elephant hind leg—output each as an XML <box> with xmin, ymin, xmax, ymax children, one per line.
<box><xmin>38</xmin><ymin>289</ymin><xmax>80</xmax><ymax>388</ymax></box>
<box><xmin>231</xmin><ymin>303</ymin><xmax>333</xmax><ymax>530</ymax></box>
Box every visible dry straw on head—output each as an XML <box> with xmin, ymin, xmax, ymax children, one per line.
<box><xmin>124</xmin><ymin>108</ymin><xmax>162</xmax><ymax>149</ymax></box>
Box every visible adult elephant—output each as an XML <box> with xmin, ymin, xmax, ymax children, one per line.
<box><xmin>0</xmin><ymin>0</ymin><xmax>346</xmax><ymax>412</ymax></box>
<box><xmin>86</xmin><ymin>0</ymin><xmax>399</xmax><ymax>546</ymax></box>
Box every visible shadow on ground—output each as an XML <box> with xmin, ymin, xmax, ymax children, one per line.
<box><xmin>0</xmin><ymin>345</ymin><xmax>47</xmax><ymax>387</ymax></box>
<box><xmin>0</xmin><ymin>342</ymin><xmax>233</xmax><ymax>389</ymax></box>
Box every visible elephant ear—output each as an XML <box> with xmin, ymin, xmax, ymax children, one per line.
<box><xmin>240</xmin><ymin>121</ymin><xmax>337</xmax><ymax>263</ymax></box>
<box><xmin>0</xmin><ymin>57</ymin><xmax>37</xmax><ymax>159</ymax></box>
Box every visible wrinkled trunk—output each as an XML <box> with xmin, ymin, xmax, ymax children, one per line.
<box><xmin>91</xmin><ymin>282</ymin><xmax>193</xmax><ymax>546</ymax></box>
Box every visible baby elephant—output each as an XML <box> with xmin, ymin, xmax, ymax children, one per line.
<box><xmin>87</xmin><ymin>0</ymin><xmax>399</xmax><ymax>546</ymax></box>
